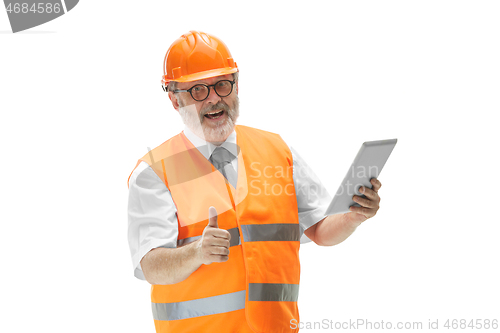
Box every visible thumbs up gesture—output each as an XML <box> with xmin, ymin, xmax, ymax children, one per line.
<box><xmin>197</xmin><ymin>206</ymin><xmax>231</xmax><ymax>265</ymax></box>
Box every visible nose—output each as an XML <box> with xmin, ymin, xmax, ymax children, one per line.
<box><xmin>204</xmin><ymin>85</ymin><xmax>221</xmax><ymax>104</ymax></box>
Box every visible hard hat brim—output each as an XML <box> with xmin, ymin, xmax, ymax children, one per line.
<box><xmin>163</xmin><ymin>67</ymin><xmax>238</xmax><ymax>85</ymax></box>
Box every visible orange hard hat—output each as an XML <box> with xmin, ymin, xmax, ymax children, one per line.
<box><xmin>161</xmin><ymin>30</ymin><xmax>238</xmax><ymax>89</ymax></box>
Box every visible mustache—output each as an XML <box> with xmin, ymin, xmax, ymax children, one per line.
<box><xmin>201</xmin><ymin>101</ymin><xmax>230</xmax><ymax>116</ymax></box>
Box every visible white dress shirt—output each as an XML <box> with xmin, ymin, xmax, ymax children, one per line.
<box><xmin>128</xmin><ymin>126</ymin><xmax>332</xmax><ymax>280</ymax></box>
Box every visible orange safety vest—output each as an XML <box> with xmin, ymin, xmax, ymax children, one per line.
<box><xmin>129</xmin><ymin>125</ymin><xmax>301</xmax><ymax>333</ymax></box>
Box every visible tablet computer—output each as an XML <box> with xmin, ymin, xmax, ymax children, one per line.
<box><xmin>324</xmin><ymin>138</ymin><xmax>397</xmax><ymax>216</ymax></box>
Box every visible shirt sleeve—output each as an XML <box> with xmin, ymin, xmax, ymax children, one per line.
<box><xmin>127</xmin><ymin>161</ymin><xmax>179</xmax><ymax>280</ymax></box>
<box><xmin>291</xmin><ymin>147</ymin><xmax>332</xmax><ymax>244</ymax></box>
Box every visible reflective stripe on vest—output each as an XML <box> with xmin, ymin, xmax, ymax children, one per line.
<box><xmin>152</xmin><ymin>284</ymin><xmax>299</xmax><ymax>322</ymax></box>
<box><xmin>152</xmin><ymin>290</ymin><xmax>246</xmax><ymax>321</ymax></box>
<box><xmin>248</xmin><ymin>283</ymin><xmax>300</xmax><ymax>302</ymax></box>
<box><xmin>241</xmin><ymin>223</ymin><xmax>301</xmax><ymax>242</ymax></box>
<box><xmin>177</xmin><ymin>227</ymin><xmax>241</xmax><ymax>247</ymax></box>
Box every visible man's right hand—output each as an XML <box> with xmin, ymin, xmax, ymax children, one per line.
<box><xmin>197</xmin><ymin>206</ymin><xmax>231</xmax><ymax>265</ymax></box>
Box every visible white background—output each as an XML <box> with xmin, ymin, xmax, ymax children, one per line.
<box><xmin>1</xmin><ymin>1</ymin><xmax>499</xmax><ymax>332</ymax></box>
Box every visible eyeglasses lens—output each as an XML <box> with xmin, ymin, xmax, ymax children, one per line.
<box><xmin>191</xmin><ymin>80</ymin><xmax>233</xmax><ymax>101</ymax></box>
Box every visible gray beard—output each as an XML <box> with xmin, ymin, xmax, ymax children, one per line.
<box><xmin>179</xmin><ymin>96</ymin><xmax>240</xmax><ymax>144</ymax></box>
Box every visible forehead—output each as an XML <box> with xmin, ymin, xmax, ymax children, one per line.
<box><xmin>177</xmin><ymin>74</ymin><xmax>233</xmax><ymax>89</ymax></box>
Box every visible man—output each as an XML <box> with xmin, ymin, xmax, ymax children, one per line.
<box><xmin>127</xmin><ymin>31</ymin><xmax>382</xmax><ymax>333</ymax></box>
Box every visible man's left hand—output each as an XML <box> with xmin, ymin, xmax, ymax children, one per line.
<box><xmin>346</xmin><ymin>178</ymin><xmax>382</xmax><ymax>224</ymax></box>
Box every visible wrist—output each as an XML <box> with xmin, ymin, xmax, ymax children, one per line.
<box><xmin>192</xmin><ymin>238</ymin><xmax>205</xmax><ymax>266</ymax></box>
<box><xmin>343</xmin><ymin>212</ymin><xmax>363</xmax><ymax>228</ymax></box>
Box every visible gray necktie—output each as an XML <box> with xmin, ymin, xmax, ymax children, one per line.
<box><xmin>209</xmin><ymin>147</ymin><xmax>237</xmax><ymax>188</ymax></box>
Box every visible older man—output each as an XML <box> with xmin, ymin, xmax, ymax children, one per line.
<box><xmin>127</xmin><ymin>30</ymin><xmax>381</xmax><ymax>333</ymax></box>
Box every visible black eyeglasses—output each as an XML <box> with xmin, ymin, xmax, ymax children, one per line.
<box><xmin>173</xmin><ymin>80</ymin><xmax>236</xmax><ymax>101</ymax></box>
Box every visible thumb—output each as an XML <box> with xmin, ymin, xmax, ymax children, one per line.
<box><xmin>208</xmin><ymin>206</ymin><xmax>218</xmax><ymax>228</ymax></box>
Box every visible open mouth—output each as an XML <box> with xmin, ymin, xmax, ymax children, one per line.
<box><xmin>204</xmin><ymin>110</ymin><xmax>225</xmax><ymax>120</ymax></box>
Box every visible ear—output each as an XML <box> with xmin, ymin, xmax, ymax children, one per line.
<box><xmin>236</xmin><ymin>81</ymin><xmax>239</xmax><ymax>95</ymax></box>
<box><xmin>168</xmin><ymin>91</ymin><xmax>180</xmax><ymax>111</ymax></box>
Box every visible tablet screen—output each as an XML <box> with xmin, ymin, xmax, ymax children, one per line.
<box><xmin>324</xmin><ymin>139</ymin><xmax>397</xmax><ymax>216</ymax></box>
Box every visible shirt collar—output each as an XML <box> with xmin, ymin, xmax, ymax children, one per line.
<box><xmin>183</xmin><ymin>125</ymin><xmax>238</xmax><ymax>160</ymax></box>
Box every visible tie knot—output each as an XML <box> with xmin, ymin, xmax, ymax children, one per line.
<box><xmin>210</xmin><ymin>147</ymin><xmax>235</xmax><ymax>167</ymax></box>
